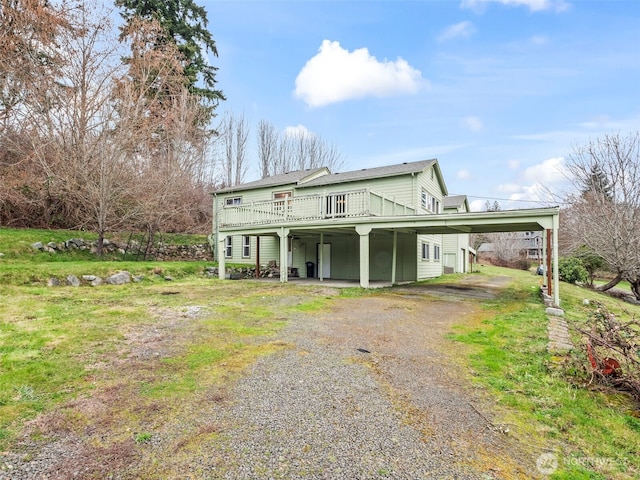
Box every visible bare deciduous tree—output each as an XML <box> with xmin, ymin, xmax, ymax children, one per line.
<box><xmin>0</xmin><ymin>0</ymin><xmax>70</xmax><ymax>225</ymax></box>
<box><xmin>218</xmin><ymin>111</ymin><xmax>249</xmax><ymax>187</ymax></box>
<box><xmin>257</xmin><ymin>119</ymin><xmax>278</xmax><ymax>178</ymax></box>
<box><xmin>25</xmin><ymin>0</ymin><xmax>135</xmax><ymax>251</ymax></box>
<box><xmin>484</xmin><ymin>232</ymin><xmax>523</xmax><ymax>264</ymax></box>
<box><xmin>117</xmin><ymin>17</ymin><xmax>215</xmax><ymax>242</ymax></box>
<box><xmin>563</xmin><ymin>132</ymin><xmax>640</xmax><ymax>297</ymax></box>
<box><xmin>256</xmin><ymin>121</ymin><xmax>343</xmax><ymax>178</ymax></box>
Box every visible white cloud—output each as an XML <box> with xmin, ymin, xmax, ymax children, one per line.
<box><xmin>491</xmin><ymin>157</ymin><xmax>568</xmax><ymax>209</ymax></box>
<box><xmin>522</xmin><ymin>156</ymin><xmax>566</xmax><ymax>184</ymax></box>
<box><xmin>508</xmin><ymin>159</ymin><xmax>521</xmax><ymax>170</ymax></box>
<box><xmin>461</xmin><ymin>0</ymin><xmax>570</xmax><ymax>13</ymax></box>
<box><xmin>461</xmin><ymin>116</ymin><xmax>483</xmax><ymax>132</ymax></box>
<box><xmin>294</xmin><ymin>40</ymin><xmax>424</xmax><ymax>108</ymax></box>
<box><xmin>469</xmin><ymin>199</ymin><xmax>486</xmax><ymax>212</ymax></box>
<box><xmin>457</xmin><ymin>169</ymin><xmax>471</xmax><ymax>180</ymax></box>
<box><xmin>438</xmin><ymin>21</ymin><xmax>476</xmax><ymax>42</ymax></box>
<box><xmin>283</xmin><ymin>124</ymin><xmax>312</xmax><ymax>138</ymax></box>
<box><xmin>507</xmin><ymin>183</ymin><xmax>560</xmax><ymax>206</ymax></box>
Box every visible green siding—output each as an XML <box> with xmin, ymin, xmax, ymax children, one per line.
<box><xmin>220</xmin><ymin>234</ymin><xmax>280</xmax><ymax>266</ymax></box>
<box><xmin>417</xmin><ymin>234</ymin><xmax>443</xmax><ymax>279</ymax></box>
<box><xmin>215</xmin><ymin>162</ymin><xmax>453</xmax><ymax>281</ymax></box>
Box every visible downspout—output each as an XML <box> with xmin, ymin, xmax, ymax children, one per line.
<box><xmin>411</xmin><ymin>172</ymin><xmax>417</xmax><ymax>209</ymax></box>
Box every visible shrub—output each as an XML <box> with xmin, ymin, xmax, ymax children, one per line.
<box><xmin>574</xmin><ymin>246</ymin><xmax>606</xmax><ymax>287</ymax></box>
<box><xmin>559</xmin><ymin>257</ymin><xmax>588</xmax><ymax>284</ymax></box>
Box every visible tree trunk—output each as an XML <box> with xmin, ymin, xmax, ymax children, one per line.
<box><xmin>97</xmin><ymin>231</ymin><xmax>105</xmax><ymax>257</ymax></box>
<box><xmin>630</xmin><ymin>278</ymin><xmax>640</xmax><ymax>301</ymax></box>
<box><xmin>595</xmin><ymin>272</ymin><xmax>623</xmax><ymax>291</ymax></box>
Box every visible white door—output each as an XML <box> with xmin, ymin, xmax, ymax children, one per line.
<box><xmin>317</xmin><ymin>243</ymin><xmax>331</xmax><ymax>278</ymax></box>
<box><xmin>444</xmin><ymin>253</ymin><xmax>456</xmax><ymax>270</ymax></box>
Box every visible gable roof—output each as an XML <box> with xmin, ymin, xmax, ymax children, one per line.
<box><xmin>214</xmin><ymin>167</ymin><xmax>329</xmax><ymax>194</ymax></box>
<box><xmin>299</xmin><ymin>159</ymin><xmax>437</xmax><ymax>187</ymax></box>
<box><xmin>213</xmin><ymin>158</ymin><xmax>448</xmax><ymax>195</ymax></box>
<box><xmin>444</xmin><ymin>195</ymin><xmax>469</xmax><ymax>211</ymax></box>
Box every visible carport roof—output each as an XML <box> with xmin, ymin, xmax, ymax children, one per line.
<box><xmin>219</xmin><ymin>206</ymin><xmax>560</xmax><ymax>237</ymax></box>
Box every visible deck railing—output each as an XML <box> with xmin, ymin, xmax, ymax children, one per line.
<box><xmin>218</xmin><ymin>189</ymin><xmax>417</xmax><ymax>227</ymax></box>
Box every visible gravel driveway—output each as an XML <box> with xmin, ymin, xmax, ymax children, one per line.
<box><xmin>202</xmin><ymin>277</ymin><xmax>538</xmax><ymax>479</ymax></box>
<box><xmin>2</xmin><ymin>276</ymin><xmax>541</xmax><ymax>479</ymax></box>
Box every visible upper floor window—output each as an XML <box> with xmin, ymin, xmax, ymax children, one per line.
<box><xmin>225</xmin><ymin>197</ymin><xmax>242</xmax><ymax>206</ymax></box>
<box><xmin>421</xmin><ymin>190</ymin><xmax>440</xmax><ymax>213</ymax></box>
<box><xmin>273</xmin><ymin>191</ymin><xmax>293</xmax><ymax>214</ymax></box>
<box><xmin>421</xmin><ymin>190</ymin><xmax>428</xmax><ymax>209</ymax></box>
<box><xmin>430</xmin><ymin>197</ymin><xmax>440</xmax><ymax>214</ymax></box>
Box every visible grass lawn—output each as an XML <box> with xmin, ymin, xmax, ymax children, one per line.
<box><xmin>450</xmin><ymin>265</ymin><xmax>640</xmax><ymax>480</ymax></box>
<box><xmin>1</xmin><ymin>228</ymin><xmax>639</xmax><ymax>478</ymax></box>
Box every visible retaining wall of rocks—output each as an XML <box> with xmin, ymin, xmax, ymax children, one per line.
<box><xmin>30</xmin><ymin>237</ymin><xmax>212</xmax><ymax>261</ymax></box>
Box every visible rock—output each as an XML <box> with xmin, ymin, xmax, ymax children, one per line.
<box><xmin>65</xmin><ymin>238</ymin><xmax>86</xmax><ymax>249</ymax></box>
<box><xmin>31</xmin><ymin>242</ymin><xmax>43</xmax><ymax>250</ymax></box>
<box><xmin>0</xmin><ymin>252</ymin><xmax>4</xmax><ymax>257</ymax></box>
<box><xmin>583</xmin><ymin>299</ymin><xmax>590</xmax><ymax>305</ymax></box>
<box><xmin>133</xmin><ymin>275</ymin><xmax>144</xmax><ymax>283</ymax></box>
<box><xmin>47</xmin><ymin>278</ymin><xmax>61</xmax><ymax>287</ymax></box>
<box><xmin>164</xmin><ymin>276</ymin><xmax>173</xmax><ymax>281</ymax></box>
<box><xmin>47</xmin><ymin>242</ymin><xmax>59</xmax><ymax>250</ymax></box>
<box><xmin>106</xmin><ymin>271</ymin><xmax>131</xmax><ymax>285</ymax></box>
<box><xmin>66</xmin><ymin>275</ymin><xmax>81</xmax><ymax>287</ymax></box>
<box><xmin>82</xmin><ymin>275</ymin><xmax>98</xmax><ymax>281</ymax></box>
<box><xmin>89</xmin><ymin>277</ymin><xmax>103</xmax><ymax>287</ymax></box>
<box><xmin>545</xmin><ymin>307</ymin><xmax>565</xmax><ymax>317</ymax></box>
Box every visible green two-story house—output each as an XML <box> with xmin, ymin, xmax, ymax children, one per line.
<box><xmin>213</xmin><ymin>159</ymin><xmax>468</xmax><ymax>283</ymax></box>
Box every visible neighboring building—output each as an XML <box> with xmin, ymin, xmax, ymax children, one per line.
<box><xmin>477</xmin><ymin>231</ymin><xmax>543</xmax><ymax>263</ymax></box>
<box><xmin>211</xmin><ymin>158</ymin><xmax>561</xmax><ymax>304</ymax></box>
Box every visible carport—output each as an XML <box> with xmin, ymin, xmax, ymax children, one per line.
<box><xmin>218</xmin><ymin>206</ymin><xmax>561</xmax><ymax>306</ymax></box>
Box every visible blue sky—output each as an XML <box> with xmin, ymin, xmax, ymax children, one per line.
<box><xmin>204</xmin><ymin>0</ymin><xmax>639</xmax><ymax>210</ymax></box>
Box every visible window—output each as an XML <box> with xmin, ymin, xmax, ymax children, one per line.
<box><xmin>273</xmin><ymin>191</ymin><xmax>293</xmax><ymax>214</ymax></box>
<box><xmin>326</xmin><ymin>194</ymin><xmax>346</xmax><ymax>217</ymax></box>
<box><xmin>225</xmin><ymin>197</ymin><xmax>242</xmax><ymax>206</ymax></box>
<box><xmin>434</xmin><ymin>245</ymin><xmax>441</xmax><ymax>261</ymax></box>
<box><xmin>224</xmin><ymin>236</ymin><xmax>233</xmax><ymax>258</ymax></box>
<box><xmin>422</xmin><ymin>191</ymin><xmax>440</xmax><ymax>213</ymax></box>
<box><xmin>430</xmin><ymin>196</ymin><xmax>440</xmax><ymax>214</ymax></box>
<box><xmin>421</xmin><ymin>242</ymin><xmax>430</xmax><ymax>260</ymax></box>
<box><xmin>242</xmin><ymin>236</ymin><xmax>250</xmax><ymax>258</ymax></box>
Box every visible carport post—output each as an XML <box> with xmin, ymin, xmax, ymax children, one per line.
<box><xmin>278</xmin><ymin>227</ymin><xmax>289</xmax><ymax>283</ymax></box>
<box><xmin>319</xmin><ymin>233</ymin><xmax>324</xmax><ymax>282</ymax></box>
<box><xmin>218</xmin><ymin>235</ymin><xmax>226</xmax><ymax>280</ymax></box>
<box><xmin>553</xmin><ymin>214</ymin><xmax>560</xmax><ymax>306</ymax></box>
<box><xmin>391</xmin><ymin>231</ymin><xmax>398</xmax><ymax>285</ymax></box>
<box><xmin>356</xmin><ymin>226</ymin><xmax>371</xmax><ymax>288</ymax></box>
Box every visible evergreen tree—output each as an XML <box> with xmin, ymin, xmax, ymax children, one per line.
<box><xmin>484</xmin><ymin>200</ymin><xmax>501</xmax><ymax>212</ymax></box>
<box><xmin>116</xmin><ymin>0</ymin><xmax>224</xmax><ymax>115</ymax></box>
<box><xmin>582</xmin><ymin>164</ymin><xmax>613</xmax><ymax>200</ymax></box>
